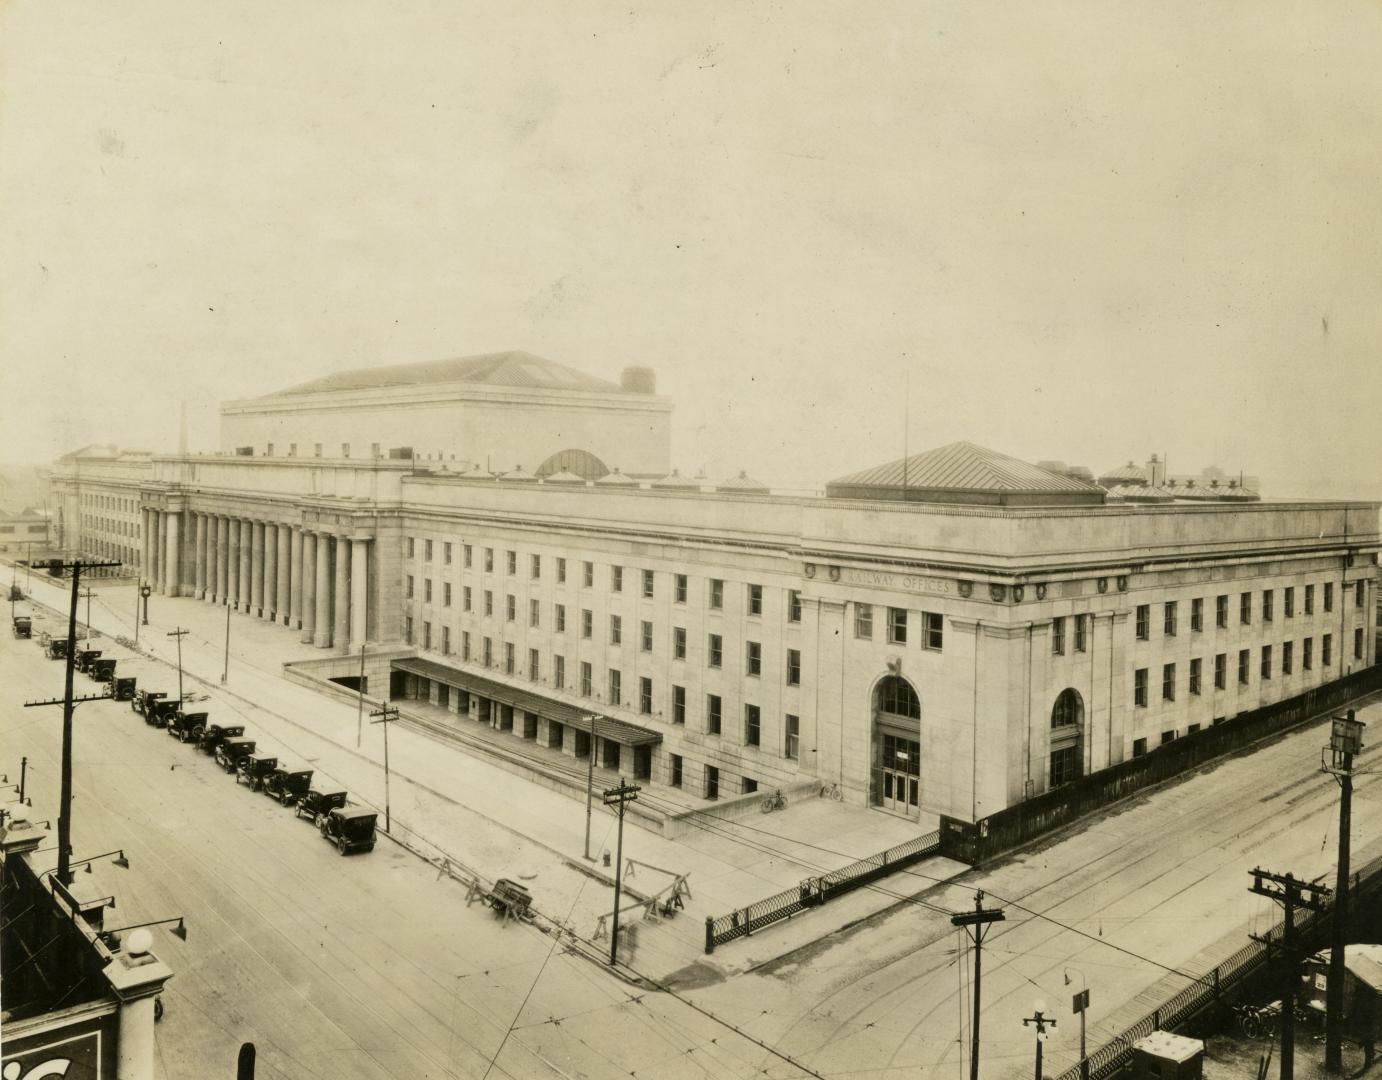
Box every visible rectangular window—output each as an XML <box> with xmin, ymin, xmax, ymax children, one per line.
<box><xmin>530</xmin><ymin>599</ymin><xmax>540</xmax><ymax>628</ymax></box>
<box><xmin>642</xmin><ymin>569</ymin><xmax>654</xmax><ymax>598</ymax></box>
<box><xmin>1284</xmin><ymin>587</ymin><xmax>1294</xmax><ymax>618</ymax></box>
<box><xmin>611</xmin><ymin>565</ymin><xmax>623</xmax><ymax>592</ymax></box>
<box><xmin>1214</xmin><ymin>653</ymin><xmax>1227</xmax><ymax>690</ymax></box>
<box><xmin>554</xmin><ymin>655</ymin><xmax>565</xmax><ymax>689</ymax></box>
<box><xmin>530</xmin><ymin>554</ymin><xmax>541</xmax><ymax>580</ymax></box>
<box><xmin>709</xmin><ymin>579</ymin><xmax>724</xmax><ymax>609</ymax></box>
<box><xmin>1191</xmin><ymin>597</ymin><xmax>1203</xmax><ymax>632</ymax></box>
<box><xmin>672</xmin><ymin>685</ymin><xmax>686</xmax><ymax>725</ymax></box>
<box><xmin>673</xmin><ymin>627</ymin><xmax>687</xmax><ymax>660</ymax></box>
<box><xmin>1161</xmin><ymin>730</ymin><xmax>1176</xmax><ymax>746</ymax></box>
<box><xmin>1052</xmin><ymin>616</ymin><xmax>1066</xmax><ymax>655</ymax></box>
<box><xmin>484</xmin><ymin>548</ymin><xmax>494</xmax><ymax>573</ymax></box>
<box><xmin>444</xmin><ymin>542</ymin><xmax>452</xmax><ymax>565</ymax></box>
<box><xmin>424</xmin><ymin>579</ymin><xmax>433</xmax><ymax>603</ymax></box>
<box><xmin>708</xmin><ymin>634</ymin><xmax>722</xmax><ymax>668</ymax></box>
<box><xmin>580</xmin><ymin>662</ymin><xmax>592</xmax><ymax>697</ymax></box>
<box><xmin>1162</xmin><ymin>662</ymin><xmax>1176</xmax><ymax>701</ymax></box>
<box><xmin>1133</xmin><ymin>737</ymin><xmax>1147</xmax><ymax>758</ymax></box>
<box><xmin>675</xmin><ymin>574</ymin><xmax>688</xmax><ymax>603</ymax></box>
<box><xmin>583</xmin><ymin>561</ymin><xmax>593</xmax><ymax>588</ymax></box>
<box><xmin>1238</xmin><ymin>648</ymin><xmax>1250</xmax><ymax>685</ymax></box>
<box><xmin>425</xmin><ymin>539</ymin><xmax>433</xmax><ymax>562</ymax></box>
<box><xmin>1075</xmin><ymin>614</ymin><xmax>1088</xmax><ymax>653</ymax></box>
<box><xmin>1164</xmin><ymin>601</ymin><xmax>1177</xmax><ymax>637</ymax></box>
<box><xmin>607</xmin><ymin>669</ymin><xmax>621</xmax><ymax>705</ymax></box>
<box><xmin>443</xmin><ymin>626</ymin><xmax>451</xmax><ymax>654</ymax></box>
<box><xmin>462</xmin><ymin>631</ymin><xmax>471</xmax><ymax>661</ymax></box>
<box><xmin>785</xmin><ymin>714</ymin><xmax>800</xmax><ymax>760</ymax></box>
<box><xmin>341</xmin><ymin>443</ymin><xmax>350</xmax><ymax>457</ymax></box>
<box><xmin>1282</xmin><ymin>641</ymin><xmax>1293</xmax><ymax>674</ymax></box>
<box><xmin>1136</xmin><ymin>605</ymin><xmax>1149</xmax><ymax>640</ymax></box>
<box><xmin>922</xmin><ymin>612</ymin><xmax>943</xmax><ymax>650</ymax></box>
<box><xmin>506</xmin><ymin>594</ymin><xmax>516</xmax><ymax>622</ymax></box>
<box><xmin>1241</xmin><ymin>592</ymin><xmax>1252</xmax><ymax>625</ymax></box>
<box><xmin>408</xmin><ymin>537</ymin><xmax>416</xmax><ymax>559</ymax></box>
<box><xmin>744</xmin><ymin>704</ymin><xmax>760</xmax><ymax>746</ymax></box>
<box><xmin>555</xmin><ymin>603</ymin><xmax>566</xmax><ymax>632</ymax></box>
<box><xmin>888</xmin><ymin>607</ymin><xmax>908</xmax><ymax>645</ymax></box>
<box><xmin>557</xmin><ymin>557</ymin><xmax>566</xmax><ymax>584</ymax></box>
<box><xmin>1261</xmin><ymin>645</ymin><xmax>1272</xmax><ymax>679</ymax></box>
<box><xmin>504</xmin><ymin>642</ymin><xmax>514</xmax><ymax>674</ymax></box>
<box><xmin>1357</xmin><ymin>582</ymin><xmax>1366</xmax><ymax>609</ymax></box>
<box><xmin>444</xmin><ymin>582</ymin><xmax>452</xmax><ymax>607</ymax></box>
<box><xmin>786</xmin><ymin>648</ymin><xmax>801</xmax><ymax>686</ymax></box>
<box><xmin>1324</xmin><ymin>582</ymin><xmax>1334</xmax><ymax>612</ymax></box>
<box><xmin>422</xmin><ymin>621</ymin><xmax>433</xmax><ymax>650</ymax></box>
<box><xmin>1304</xmin><ymin>584</ymin><xmax>1314</xmax><ymax>615</ymax></box>
<box><xmin>463</xmin><ymin>586</ymin><xmax>472</xmax><ymax>612</ymax></box>
<box><xmin>483</xmin><ymin>637</ymin><xmax>493</xmax><ymax>667</ymax></box>
<box><xmin>788</xmin><ymin>590</ymin><xmax>802</xmax><ymax>623</ymax></box>
<box><xmin>463</xmin><ymin>544</ymin><xmax>473</xmax><ymax>568</ymax></box>
<box><xmin>1216</xmin><ymin>594</ymin><xmax>1228</xmax><ymax>628</ymax></box>
<box><xmin>1262</xmin><ymin>590</ymin><xmax>1273</xmax><ymax>623</ymax></box>
<box><xmin>705</xmin><ymin>765</ymin><xmax>719</xmax><ymax>800</ymax></box>
<box><xmin>748</xmin><ymin>583</ymin><xmax>763</xmax><ymax>616</ymax></box>
<box><xmin>746</xmin><ymin>640</ymin><xmax>761</xmax><ymax>676</ymax></box>
<box><xmin>1189</xmin><ymin>657</ymin><xmax>1202</xmax><ymax>695</ymax></box>
<box><xmin>1134</xmin><ymin>668</ymin><xmax>1148</xmax><ymax>707</ymax></box>
<box><xmin>855</xmin><ymin>603</ymin><xmax>874</xmax><ymax>639</ymax></box>
<box><xmin>406</xmin><ymin>575</ymin><xmax>415</xmax><ymax>599</ymax></box>
<box><xmin>506</xmin><ymin>550</ymin><xmax>516</xmax><ymax>575</ymax></box>
<box><xmin>529</xmin><ymin>649</ymin><xmax>540</xmax><ymax>681</ymax></box>
<box><xmin>670</xmin><ymin>753</ymin><xmax>682</xmax><ymax>788</ymax></box>
<box><xmin>1355</xmin><ymin>627</ymin><xmax>1364</xmax><ymax>660</ymax></box>
<box><xmin>640</xmin><ymin>677</ymin><xmax>652</xmax><ymax>714</ymax></box>
<box><xmin>707</xmin><ymin>694</ymin><xmax>722</xmax><ymax>735</ymax></box>
<box><xmin>405</xmin><ymin>616</ymin><xmax>414</xmax><ymax>644</ymax></box>
<box><xmin>610</xmin><ymin>615</ymin><xmax>622</xmax><ymax>644</ymax></box>
<box><xmin>579</xmin><ymin>608</ymin><xmax>593</xmax><ymax>638</ymax></box>
<box><xmin>1323</xmin><ymin>633</ymin><xmax>1333</xmax><ymax>666</ymax></box>
<box><xmin>1303</xmin><ymin>637</ymin><xmax>1313</xmax><ymax>671</ymax></box>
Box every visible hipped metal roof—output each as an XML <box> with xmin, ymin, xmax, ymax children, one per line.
<box><xmin>829</xmin><ymin>441</ymin><xmax>1103</xmax><ymax>494</ymax></box>
<box><xmin>263</xmin><ymin>351</ymin><xmax>630</xmax><ymax>398</ymax></box>
<box><xmin>393</xmin><ymin>657</ymin><xmax>662</xmax><ymax>746</ymax></box>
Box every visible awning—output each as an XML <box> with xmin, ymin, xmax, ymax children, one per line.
<box><xmin>392</xmin><ymin>657</ymin><xmax>662</xmax><ymax>747</ymax></box>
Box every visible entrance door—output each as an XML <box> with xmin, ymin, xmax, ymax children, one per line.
<box><xmin>878</xmin><ymin>732</ymin><xmax>920</xmax><ymax>817</ymax></box>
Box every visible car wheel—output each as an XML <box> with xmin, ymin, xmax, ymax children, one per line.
<box><xmin>337</xmin><ymin>838</ymin><xmax>348</xmax><ymax>855</ymax></box>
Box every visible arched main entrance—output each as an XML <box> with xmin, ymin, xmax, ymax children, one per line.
<box><xmin>872</xmin><ymin>675</ymin><xmax>922</xmax><ymax>818</ymax></box>
<box><xmin>1049</xmin><ymin>688</ymin><xmax>1084</xmax><ymax>788</ymax></box>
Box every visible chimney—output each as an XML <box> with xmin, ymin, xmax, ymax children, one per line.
<box><xmin>1146</xmin><ymin>453</ymin><xmax>1165</xmax><ymax>488</ymax></box>
<box><xmin>620</xmin><ymin>366</ymin><xmax>657</xmax><ymax>394</ymax></box>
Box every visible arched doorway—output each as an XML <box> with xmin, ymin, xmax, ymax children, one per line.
<box><xmin>1049</xmin><ymin>688</ymin><xmax>1084</xmax><ymax>788</ymax></box>
<box><xmin>872</xmin><ymin>675</ymin><xmax>922</xmax><ymax>818</ymax></box>
<box><xmin>535</xmin><ymin>449</ymin><xmax>610</xmax><ymax>481</ymax></box>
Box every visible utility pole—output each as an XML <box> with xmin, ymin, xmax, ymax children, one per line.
<box><xmin>80</xmin><ymin>587</ymin><xmax>95</xmax><ymax>640</ymax></box>
<box><xmin>952</xmin><ymin>890</ymin><xmax>1006</xmax><ymax>1080</ymax></box>
<box><xmin>221</xmin><ymin>601</ymin><xmax>230</xmax><ymax>683</ymax></box>
<box><xmin>602</xmin><ymin>778</ymin><xmax>640</xmax><ymax>966</ymax></box>
<box><xmin>166</xmin><ymin>627</ymin><xmax>189</xmax><ymax>704</ymax></box>
<box><xmin>19</xmin><ymin>757</ymin><xmax>29</xmax><ymax>804</ymax></box>
<box><xmin>583</xmin><ymin>715</ymin><xmax>604</xmax><ymax>861</ymax></box>
<box><xmin>355</xmin><ymin>642</ymin><xmax>366</xmax><ymax>748</ymax></box>
<box><xmin>1021</xmin><ymin>1003</ymin><xmax>1056</xmax><ymax>1080</ymax></box>
<box><xmin>369</xmin><ymin>703</ymin><xmax>399</xmax><ymax>833</ymax></box>
<box><xmin>1249</xmin><ymin>868</ymin><xmax>1331</xmax><ymax>1080</ymax></box>
<box><xmin>1071</xmin><ymin>986</ymin><xmax>1091</xmax><ymax>1080</ymax></box>
<box><xmin>1323</xmin><ymin>711</ymin><xmax>1364</xmax><ymax>1072</ymax></box>
<box><xmin>21</xmin><ymin>557</ymin><xmax>120</xmax><ymax>884</ymax></box>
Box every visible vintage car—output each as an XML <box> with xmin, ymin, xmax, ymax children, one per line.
<box><xmin>145</xmin><ymin>698</ymin><xmax>182</xmax><ymax>729</ymax></box>
<box><xmin>235</xmin><ymin>753</ymin><xmax>279</xmax><ymax>791</ymax></box>
<box><xmin>132</xmin><ymin>689</ymin><xmax>166</xmax><ymax>716</ymax></box>
<box><xmin>198</xmin><ymin>724</ymin><xmax>245</xmax><ymax>754</ymax></box>
<box><xmin>111</xmin><ymin>677</ymin><xmax>137</xmax><ymax>702</ymax></box>
<box><xmin>75</xmin><ymin>649</ymin><xmax>103</xmax><ymax>673</ymax></box>
<box><xmin>318</xmin><ymin>806</ymin><xmax>378</xmax><ymax>855</ymax></box>
<box><xmin>167</xmin><ymin>711</ymin><xmax>208</xmax><ymax>743</ymax></box>
<box><xmin>295</xmin><ymin>789</ymin><xmax>348</xmax><ymax>821</ymax></box>
<box><xmin>91</xmin><ymin>658</ymin><xmax>118</xmax><ymax>683</ymax></box>
<box><xmin>12</xmin><ymin>616</ymin><xmax>31</xmax><ymax>639</ymax></box>
<box><xmin>262</xmin><ymin>768</ymin><xmax>313</xmax><ymax>806</ymax></box>
<box><xmin>46</xmin><ymin>637</ymin><xmax>69</xmax><ymax>660</ymax></box>
<box><xmin>214</xmin><ymin>737</ymin><xmax>256</xmax><ymax>772</ymax></box>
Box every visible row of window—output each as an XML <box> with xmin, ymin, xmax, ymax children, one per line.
<box><xmin>665</xmin><ymin>756</ymin><xmax>778</xmax><ymax>799</ymax></box>
<box><xmin>1132</xmin><ymin>630</ymin><xmax>1364</xmax><ymax>706</ymax></box>
<box><xmin>83</xmin><ymin>514</ymin><xmax>139</xmax><ymax>538</ymax></box>
<box><xmin>852</xmin><ymin>604</ymin><xmax>944</xmax><ymax>649</ymax></box>
<box><xmin>82</xmin><ymin>493</ymin><xmax>138</xmax><ymax>513</ymax></box>
<box><xmin>1133</xmin><ymin>582</ymin><xmax>1364</xmax><ymax>642</ymax></box>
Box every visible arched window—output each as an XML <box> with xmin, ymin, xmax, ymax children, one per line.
<box><xmin>875</xmin><ymin>675</ymin><xmax>920</xmax><ymax>719</ymax></box>
<box><xmin>535</xmin><ymin>449</ymin><xmax>610</xmax><ymax>481</ymax></box>
<box><xmin>1049</xmin><ymin>688</ymin><xmax>1084</xmax><ymax>787</ymax></box>
<box><xmin>1051</xmin><ymin>688</ymin><xmax>1084</xmax><ymax>729</ymax></box>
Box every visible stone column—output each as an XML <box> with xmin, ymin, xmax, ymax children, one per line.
<box><xmin>153</xmin><ymin>511</ymin><xmax>165</xmax><ymax>591</ymax></box>
<box><xmin>251</xmin><ymin>521</ymin><xmax>266</xmax><ymax>617</ymax></box>
<box><xmin>350</xmin><ymin>537</ymin><xmax>369</xmax><ymax>648</ymax></box>
<box><xmin>290</xmin><ymin>526</ymin><xmax>305</xmax><ymax>630</ymax></box>
<box><xmin>333</xmin><ymin>535</ymin><xmax>350</xmax><ymax>650</ymax></box>
<box><xmin>263</xmin><ymin>522</ymin><xmax>278</xmax><ymax>620</ymax></box>
<box><xmin>164</xmin><ymin>511</ymin><xmax>181</xmax><ymax>597</ymax></box>
<box><xmin>141</xmin><ymin>508</ymin><xmax>153</xmax><ymax>581</ymax></box>
<box><xmin>205</xmin><ymin>515</ymin><xmax>217</xmax><ymax>602</ymax></box>
<box><xmin>300</xmin><ymin>531</ymin><xmax>317</xmax><ymax>644</ymax></box>
<box><xmin>313</xmin><ymin>532</ymin><xmax>333</xmax><ymax>647</ymax></box>
<box><xmin>194</xmin><ymin>513</ymin><xmax>208</xmax><ymax>599</ymax></box>
<box><xmin>238</xmin><ymin>519</ymin><xmax>252</xmax><ymax>612</ymax></box>
<box><xmin>276</xmin><ymin>524</ymin><xmax>291</xmax><ymax>625</ymax></box>
<box><xmin>104</xmin><ymin>945</ymin><xmax>174</xmax><ymax>1080</ymax></box>
<box><xmin>227</xmin><ymin>517</ymin><xmax>240</xmax><ymax>608</ymax></box>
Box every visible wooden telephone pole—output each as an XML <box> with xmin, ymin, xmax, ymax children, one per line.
<box><xmin>952</xmin><ymin>890</ymin><xmax>1006</xmax><ymax>1080</ymax></box>
<box><xmin>602</xmin><ymin>779</ymin><xmax>640</xmax><ymax>966</ymax></box>
<box><xmin>1322</xmin><ymin>711</ymin><xmax>1364</xmax><ymax>1072</ymax></box>
<box><xmin>1248</xmin><ymin>867</ymin><xmax>1330</xmax><ymax>1080</ymax></box>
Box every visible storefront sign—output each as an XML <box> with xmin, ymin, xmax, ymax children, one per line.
<box><xmin>2</xmin><ymin>1030</ymin><xmax>103</xmax><ymax>1079</ymax></box>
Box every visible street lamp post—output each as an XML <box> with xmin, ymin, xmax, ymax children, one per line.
<box><xmin>1022</xmin><ymin>1002</ymin><xmax>1056</xmax><ymax>1080</ymax></box>
<box><xmin>140</xmin><ymin>582</ymin><xmax>152</xmax><ymax>625</ymax></box>
<box><xmin>1065</xmin><ymin>971</ymin><xmax>1090</xmax><ymax>1080</ymax></box>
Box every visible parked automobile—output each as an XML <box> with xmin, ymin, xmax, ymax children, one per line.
<box><xmin>235</xmin><ymin>753</ymin><xmax>279</xmax><ymax>791</ymax></box>
<box><xmin>111</xmin><ymin>677</ymin><xmax>137</xmax><ymax>702</ymax></box>
<box><xmin>318</xmin><ymin>806</ymin><xmax>377</xmax><ymax>855</ymax></box>
<box><xmin>132</xmin><ymin>689</ymin><xmax>166</xmax><ymax>716</ymax></box>
<box><xmin>46</xmin><ymin>638</ymin><xmax>69</xmax><ymax>660</ymax></box>
<box><xmin>75</xmin><ymin>649</ymin><xmax>103</xmax><ymax>673</ymax></box>
<box><xmin>214</xmin><ymin>737</ymin><xmax>256</xmax><ymax>772</ymax></box>
<box><xmin>12</xmin><ymin>616</ymin><xmax>32</xmax><ymax>639</ymax></box>
<box><xmin>262</xmin><ymin>768</ymin><xmax>313</xmax><ymax>807</ymax></box>
<box><xmin>295</xmin><ymin>789</ymin><xmax>348</xmax><ymax>821</ymax></box>
<box><xmin>146</xmin><ymin>699</ymin><xmax>182</xmax><ymax>729</ymax></box>
<box><xmin>167</xmin><ymin>711</ymin><xmax>208</xmax><ymax>743</ymax></box>
<box><xmin>198</xmin><ymin>724</ymin><xmax>245</xmax><ymax>755</ymax></box>
<box><xmin>91</xmin><ymin>658</ymin><xmax>118</xmax><ymax>683</ymax></box>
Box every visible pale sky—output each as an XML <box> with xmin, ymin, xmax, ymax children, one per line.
<box><xmin>2</xmin><ymin>1</ymin><xmax>1380</xmax><ymax>499</ymax></box>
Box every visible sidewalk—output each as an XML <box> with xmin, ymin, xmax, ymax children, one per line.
<box><xmin>10</xmin><ymin>569</ymin><xmax>967</xmax><ymax>983</ymax></box>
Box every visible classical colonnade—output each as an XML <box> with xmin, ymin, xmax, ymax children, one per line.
<box><xmin>140</xmin><ymin>508</ymin><xmax>370</xmax><ymax>650</ymax></box>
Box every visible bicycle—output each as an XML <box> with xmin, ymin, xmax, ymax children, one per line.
<box><xmin>761</xmin><ymin>788</ymin><xmax>787</xmax><ymax>813</ymax></box>
<box><xmin>819</xmin><ymin>782</ymin><xmax>843</xmax><ymax>802</ymax></box>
